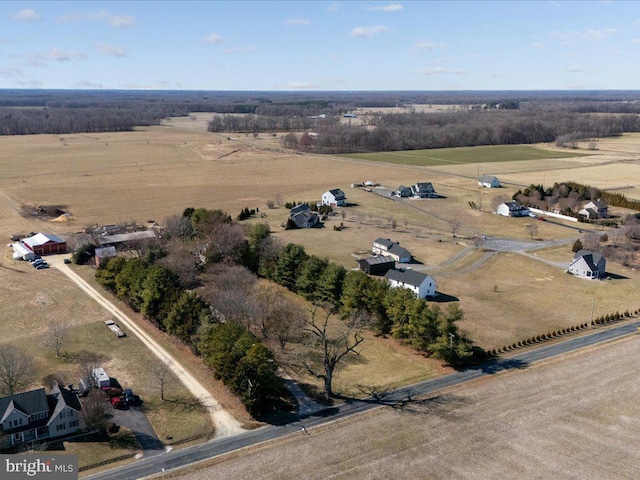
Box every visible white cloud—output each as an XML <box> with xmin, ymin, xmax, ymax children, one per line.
<box><xmin>16</xmin><ymin>79</ymin><xmax>43</xmax><ymax>88</ymax></box>
<box><xmin>531</xmin><ymin>42</ymin><xmax>544</xmax><ymax>48</ymax></box>
<box><xmin>366</xmin><ymin>3</ymin><xmax>403</xmax><ymax>11</ymax></box>
<box><xmin>286</xmin><ymin>18</ymin><xmax>311</xmax><ymax>26</ymax></box>
<box><xmin>288</xmin><ymin>82</ymin><xmax>318</xmax><ymax>89</ymax></box>
<box><xmin>224</xmin><ymin>46</ymin><xmax>258</xmax><ymax>54</ymax></box>
<box><xmin>27</xmin><ymin>48</ymin><xmax>86</xmax><ymax>63</ymax></box>
<box><xmin>415</xmin><ymin>66</ymin><xmax>466</xmax><ymax>75</ymax></box>
<box><xmin>204</xmin><ymin>33</ymin><xmax>224</xmax><ymax>44</ymax></box>
<box><xmin>12</xmin><ymin>8</ymin><xmax>40</xmax><ymax>21</ymax></box>
<box><xmin>351</xmin><ymin>25</ymin><xmax>389</xmax><ymax>37</ymax></box>
<box><xmin>327</xmin><ymin>2</ymin><xmax>340</xmax><ymax>12</ymax></box>
<box><xmin>551</xmin><ymin>27</ymin><xmax>615</xmax><ymax>42</ymax></box>
<box><xmin>95</xmin><ymin>43</ymin><xmax>128</xmax><ymax>57</ymax></box>
<box><xmin>58</xmin><ymin>10</ymin><xmax>135</xmax><ymax>27</ymax></box>
<box><xmin>567</xmin><ymin>65</ymin><xmax>582</xmax><ymax>72</ymax></box>
<box><xmin>634</xmin><ymin>38</ymin><xmax>640</xmax><ymax>44</ymax></box>
<box><xmin>413</xmin><ymin>40</ymin><xmax>448</xmax><ymax>51</ymax></box>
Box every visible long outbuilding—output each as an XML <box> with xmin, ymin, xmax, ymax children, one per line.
<box><xmin>21</xmin><ymin>233</ymin><xmax>67</xmax><ymax>255</ymax></box>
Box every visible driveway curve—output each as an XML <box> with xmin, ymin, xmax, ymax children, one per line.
<box><xmin>47</xmin><ymin>256</ymin><xmax>245</xmax><ymax>439</ymax></box>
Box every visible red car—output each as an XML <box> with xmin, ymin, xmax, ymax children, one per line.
<box><xmin>110</xmin><ymin>396</ymin><xmax>125</xmax><ymax>409</ymax></box>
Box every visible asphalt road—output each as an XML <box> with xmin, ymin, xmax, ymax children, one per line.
<box><xmin>85</xmin><ymin>319</ymin><xmax>640</xmax><ymax>480</ymax></box>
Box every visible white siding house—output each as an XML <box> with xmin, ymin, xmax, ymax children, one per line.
<box><xmin>568</xmin><ymin>250</ymin><xmax>606</xmax><ymax>279</ymax></box>
<box><xmin>321</xmin><ymin>189</ymin><xmax>346</xmax><ymax>207</ymax></box>
<box><xmin>372</xmin><ymin>238</ymin><xmax>412</xmax><ymax>263</ymax></box>
<box><xmin>497</xmin><ymin>201</ymin><xmax>530</xmax><ymax>217</ymax></box>
<box><xmin>385</xmin><ymin>270</ymin><xmax>436</xmax><ymax>298</ymax></box>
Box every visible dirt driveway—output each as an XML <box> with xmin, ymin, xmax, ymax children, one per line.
<box><xmin>47</xmin><ymin>255</ymin><xmax>244</xmax><ymax>439</ymax></box>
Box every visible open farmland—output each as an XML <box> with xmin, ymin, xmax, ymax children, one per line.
<box><xmin>1</xmin><ymin>120</ymin><xmax>639</xmax><ymax>406</ymax></box>
<box><xmin>169</xmin><ymin>336</ymin><xmax>640</xmax><ymax>480</ymax></box>
<box><xmin>339</xmin><ymin>144</ymin><xmax>588</xmax><ymax>167</ymax></box>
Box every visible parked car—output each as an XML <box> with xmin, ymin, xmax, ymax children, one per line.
<box><xmin>63</xmin><ymin>258</ymin><xmax>71</xmax><ymax>264</ymax></box>
<box><xmin>122</xmin><ymin>389</ymin><xmax>142</xmax><ymax>406</ymax></box>
<box><xmin>110</xmin><ymin>396</ymin><xmax>126</xmax><ymax>409</ymax></box>
<box><xmin>32</xmin><ymin>259</ymin><xmax>44</xmax><ymax>266</ymax></box>
<box><xmin>30</xmin><ymin>255</ymin><xmax>42</xmax><ymax>262</ymax></box>
<box><xmin>35</xmin><ymin>263</ymin><xmax>49</xmax><ymax>269</ymax></box>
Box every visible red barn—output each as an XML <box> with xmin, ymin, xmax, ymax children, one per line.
<box><xmin>22</xmin><ymin>233</ymin><xmax>67</xmax><ymax>256</ymax></box>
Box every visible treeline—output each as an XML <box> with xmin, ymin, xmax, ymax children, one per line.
<box><xmin>285</xmin><ymin>110</ymin><xmax>640</xmax><ymax>154</ymax></box>
<box><xmin>0</xmin><ymin>107</ymin><xmax>165</xmax><ymax>135</ymax></box>
<box><xmin>95</xmin><ymin>256</ymin><xmax>282</xmax><ymax>415</ymax></box>
<box><xmin>207</xmin><ymin>114</ymin><xmax>339</xmax><ymax>133</ymax></box>
<box><xmin>513</xmin><ymin>181</ymin><xmax>640</xmax><ymax>213</ymax></box>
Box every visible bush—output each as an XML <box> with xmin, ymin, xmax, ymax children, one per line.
<box><xmin>72</xmin><ymin>242</ymin><xmax>95</xmax><ymax>265</ymax></box>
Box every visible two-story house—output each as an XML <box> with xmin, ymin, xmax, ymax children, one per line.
<box><xmin>0</xmin><ymin>384</ymin><xmax>84</xmax><ymax>448</ymax></box>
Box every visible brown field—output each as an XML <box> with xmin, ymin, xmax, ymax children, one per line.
<box><xmin>1</xmin><ymin>120</ymin><xmax>640</xmax><ymax>414</ymax></box>
<box><xmin>168</xmin><ymin>336</ymin><xmax>640</xmax><ymax>480</ymax></box>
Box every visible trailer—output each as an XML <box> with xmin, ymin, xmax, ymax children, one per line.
<box><xmin>105</xmin><ymin>319</ymin><xmax>126</xmax><ymax>338</ymax></box>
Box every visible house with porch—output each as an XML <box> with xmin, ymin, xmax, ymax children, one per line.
<box><xmin>411</xmin><ymin>182</ymin><xmax>437</xmax><ymax>198</ymax></box>
<box><xmin>289</xmin><ymin>204</ymin><xmax>319</xmax><ymax>228</ymax></box>
<box><xmin>0</xmin><ymin>384</ymin><xmax>83</xmax><ymax>449</ymax></box>
<box><xmin>372</xmin><ymin>238</ymin><xmax>412</xmax><ymax>263</ymax></box>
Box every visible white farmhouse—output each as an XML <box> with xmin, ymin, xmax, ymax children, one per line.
<box><xmin>497</xmin><ymin>201</ymin><xmax>530</xmax><ymax>217</ymax></box>
<box><xmin>385</xmin><ymin>269</ymin><xmax>436</xmax><ymax>298</ymax></box>
<box><xmin>321</xmin><ymin>189</ymin><xmax>346</xmax><ymax>207</ymax></box>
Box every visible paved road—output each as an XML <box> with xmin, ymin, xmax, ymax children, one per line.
<box><xmin>84</xmin><ymin>320</ymin><xmax>640</xmax><ymax>480</ymax></box>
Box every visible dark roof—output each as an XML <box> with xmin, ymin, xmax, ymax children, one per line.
<box><xmin>413</xmin><ymin>182</ymin><xmax>434</xmax><ymax>192</ymax></box>
<box><xmin>95</xmin><ymin>246</ymin><xmax>117</xmax><ymax>259</ymax></box>
<box><xmin>57</xmin><ymin>385</ymin><xmax>82</xmax><ymax>412</ymax></box>
<box><xmin>385</xmin><ymin>269</ymin><xmax>430</xmax><ymax>288</ymax></box>
<box><xmin>503</xmin><ymin>201</ymin><xmax>528</xmax><ymax>211</ymax></box>
<box><xmin>290</xmin><ymin>204</ymin><xmax>310</xmax><ymax>215</ymax></box>
<box><xmin>0</xmin><ymin>388</ymin><xmax>49</xmax><ymax>418</ymax></box>
<box><xmin>589</xmin><ymin>200</ymin><xmax>608</xmax><ymax>209</ymax></box>
<box><xmin>388</xmin><ymin>244</ymin><xmax>412</xmax><ymax>259</ymax></box>
<box><xmin>573</xmin><ymin>250</ymin><xmax>605</xmax><ymax>270</ymax></box>
<box><xmin>328</xmin><ymin>189</ymin><xmax>345</xmax><ymax>199</ymax></box>
<box><xmin>373</xmin><ymin>238</ymin><xmax>395</xmax><ymax>249</ymax></box>
<box><xmin>359</xmin><ymin>256</ymin><xmax>395</xmax><ymax>266</ymax></box>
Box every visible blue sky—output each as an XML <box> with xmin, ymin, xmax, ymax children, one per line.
<box><xmin>1</xmin><ymin>1</ymin><xmax>639</xmax><ymax>90</ymax></box>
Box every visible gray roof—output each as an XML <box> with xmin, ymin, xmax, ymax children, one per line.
<box><xmin>290</xmin><ymin>204</ymin><xmax>310</xmax><ymax>215</ymax></box>
<box><xmin>385</xmin><ymin>269</ymin><xmax>429</xmax><ymax>288</ymax></box>
<box><xmin>359</xmin><ymin>256</ymin><xmax>396</xmax><ymax>266</ymax></box>
<box><xmin>413</xmin><ymin>182</ymin><xmax>434</xmax><ymax>192</ymax></box>
<box><xmin>589</xmin><ymin>200</ymin><xmax>608</xmax><ymax>209</ymax></box>
<box><xmin>98</xmin><ymin>230</ymin><xmax>157</xmax><ymax>245</ymax></box>
<box><xmin>373</xmin><ymin>238</ymin><xmax>395</xmax><ymax>249</ymax></box>
<box><xmin>573</xmin><ymin>250</ymin><xmax>605</xmax><ymax>270</ymax></box>
<box><xmin>327</xmin><ymin>189</ymin><xmax>345</xmax><ymax>199</ymax></box>
<box><xmin>95</xmin><ymin>246</ymin><xmax>117</xmax><ymax>259</ymax></box>
<box><xmin>479</xmin><ymin>175</ymin><xmax>499</xmax><ymax>183</ymax></box>
<box><xmin>388</xmin><ymin>244</ymin><xmax>412</xmax><ymax>259</ymax></box>
<box><xmin>0</xmin><ymin>388</ymin><xmax>49</xmax><ymax>419</ymax></box>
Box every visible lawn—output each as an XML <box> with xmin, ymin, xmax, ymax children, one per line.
<box><xmin>338</xmin><ymin>144</ymin><xmax>588</xmax><ymax>167</ymax></box>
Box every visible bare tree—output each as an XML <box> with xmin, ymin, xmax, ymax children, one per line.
<box><xmin>150</xmin><ymin>362</ymin><xmax>174</xmax><ymax>401</ymax></box>
<box><xmin>525</xmin><ymin>223</ymin><xmax>539</xmax><ymax>240</ymax></box>
<box><xmin>77</xmin><ymin>352</ymin><xmax>101</xmax><ymax>390</ymax></box>
<box><xmin>275</xmin><ymin>193</ymin><xmax>283</xmax><ymax>207</ymax></box>
<box><xmin>491</xmin><ymin>194</ymin><xmax>510</xmax><ymax>213</ymax></box>
<box><xmin>0</xmin><ymin>345</ymin><xmax>35</xmax><ymax>396</ymax></box>
<box><xmin>45</xmin><ymin>320</ymin><xmax>69</xmax><ymax>357</ymax></box>
<box><xmin>302</xmin><ymin>305</ymin><xmax>364</xmax><ymax>401</ymax></box>
<box><xmin>83</xmin><ymin>389</ymin><xmax>107</xmax><ymax>433</ymax></box>
<box><xmin>391</xmin><ymin>218</ymin><xmax>397</xmax><ymax>231</ymax></box>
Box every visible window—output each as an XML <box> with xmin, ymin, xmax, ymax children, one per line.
<box><xmin>56</xmin><ymin>423</ymin><xmax>66</xmax><ymax>432</ymax></box>
<box><xmin>69</xmin><ymin>420</ymin><xmax>78</xmax><ymax>428</ymax></box>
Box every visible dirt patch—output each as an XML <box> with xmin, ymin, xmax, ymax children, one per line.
<box><xmin>20</xmin><ymin>203</ymin><xmax>70</xmax><ymax>219</ymax></box>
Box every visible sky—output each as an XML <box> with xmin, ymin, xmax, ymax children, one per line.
<box><xmin>1</xmin><ymin>1</ymin><xmax>640</xmax><ymax>91</ymax></box>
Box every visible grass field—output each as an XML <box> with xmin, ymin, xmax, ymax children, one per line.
<box><xmin>339</xmin><ymin>144</ymin><xmax>588</xmax><ymax>167</ymax></box>
<box><xmin>1</xmin><ymin>121</ymin><xmax>639</xmax><ymax>440</ymax></box>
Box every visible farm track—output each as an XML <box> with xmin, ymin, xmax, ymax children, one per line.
<box><xmin>47</xmin><ymin>256</ymin><xmax>245</xmax><ymax>440</ymax></box>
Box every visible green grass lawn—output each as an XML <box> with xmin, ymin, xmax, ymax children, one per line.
<box><xmin>339</xmin><ymin>145</ymin><xmax>588</xmax><ymax>167</ymax></box>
